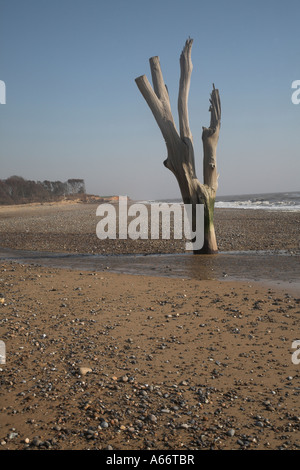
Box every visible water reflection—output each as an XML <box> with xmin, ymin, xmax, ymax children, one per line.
<box><xmin>0</xmin><ymin>246</ymin><xmax>299</xmax><ymax>289</ymax></box>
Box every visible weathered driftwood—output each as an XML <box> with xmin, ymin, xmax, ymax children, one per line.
<box><xmin>135</xmin><ymin>39</ymin><xmax>221</xmax><ymax>254</ymax></box>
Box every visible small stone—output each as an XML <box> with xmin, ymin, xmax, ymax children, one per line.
<box><xmin>180</xmin><ymin>423</ymin><xmax>189</xmax><ymax>429</ymax></box>
<box><xmin>255</xmin><ymin>420</ymin><xmax>264</xmax><ymax>428</ymax></box>
<box><xmin>79</xmin><ymin>367</ymin><xmax>92</xmax><ymax>376</ymax></box>
<box><xmin>227</xmin><ymin>429</ymin><xmax>235</xmax><ymax>437</ymax></box>
<box><xmin>266</xmin><ymin>405</ymin><xmax>275</xmax><ymax>412</ymax></box>
<box><xmin>32</xmin><ymin>437</ymin><xmax>43</xmax><ymax>447</ymax></box>
<box><xmin>148</xmin><ymin>414</ymin><xmax>157</xmax><ymax>423</ymax></box>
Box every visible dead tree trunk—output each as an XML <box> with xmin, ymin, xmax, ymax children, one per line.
<box><xmin>135</xmin><ymin>39</ymin><xmax>221</xmax><ymax>254</ymax></box>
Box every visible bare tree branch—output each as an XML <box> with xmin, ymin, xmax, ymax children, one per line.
<box><xmin>178</xmin><ymin>38</ymin><xmax>193</xmax><ymax>142</ymax></box>
<box><xmin>135</xmin><ymin>74</ymin><xmax>178</xmax><ymax>146</ymax></box>
<box><xmin>149</xmin><ymin>56</ymin><xmax>170</xmax><ymax>105</ymax></box>
<box><xmin>202</xmin><ymin>84</ymin><xmax>221</xmax><ymax>190</ymax></box>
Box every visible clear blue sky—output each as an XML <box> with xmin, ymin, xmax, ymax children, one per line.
<box><xmin>1</xmin><ymin>0</ymin><xmax>299</xmax><ymax>200</ymax></box>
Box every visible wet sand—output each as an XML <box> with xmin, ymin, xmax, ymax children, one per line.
<box><xmin>0</xmin><ymin>202</ymin><xmax>299</xmax><ymax>451</ymax></box>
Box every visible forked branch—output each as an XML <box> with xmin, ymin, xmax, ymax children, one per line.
<box><xmin>135</xmin><ymin>72</ymin><xmax>178</xmax><ymax>147</ymax></box>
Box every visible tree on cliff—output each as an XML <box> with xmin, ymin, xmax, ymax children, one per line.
<box><xmin>135</xmin><ymin>38</ymin><xmax>221</xmax><ymax>254</ymax></box>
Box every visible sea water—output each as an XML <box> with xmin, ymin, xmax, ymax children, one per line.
<box><xmin>143</xmin><ymin>191</ymin><xmax>300</xmax><ymax>212</ymax></box>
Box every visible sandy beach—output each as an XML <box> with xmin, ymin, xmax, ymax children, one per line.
<box><xmin>0</xmin><ymin>202</ymin><xmax>299</xmax><ymax>451</ymax></box>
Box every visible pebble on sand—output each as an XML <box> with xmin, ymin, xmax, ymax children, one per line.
<box><xmin>78</xmin><ymin>366</ymin><xmax>93</xmax><ymax>376</ymax></box>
